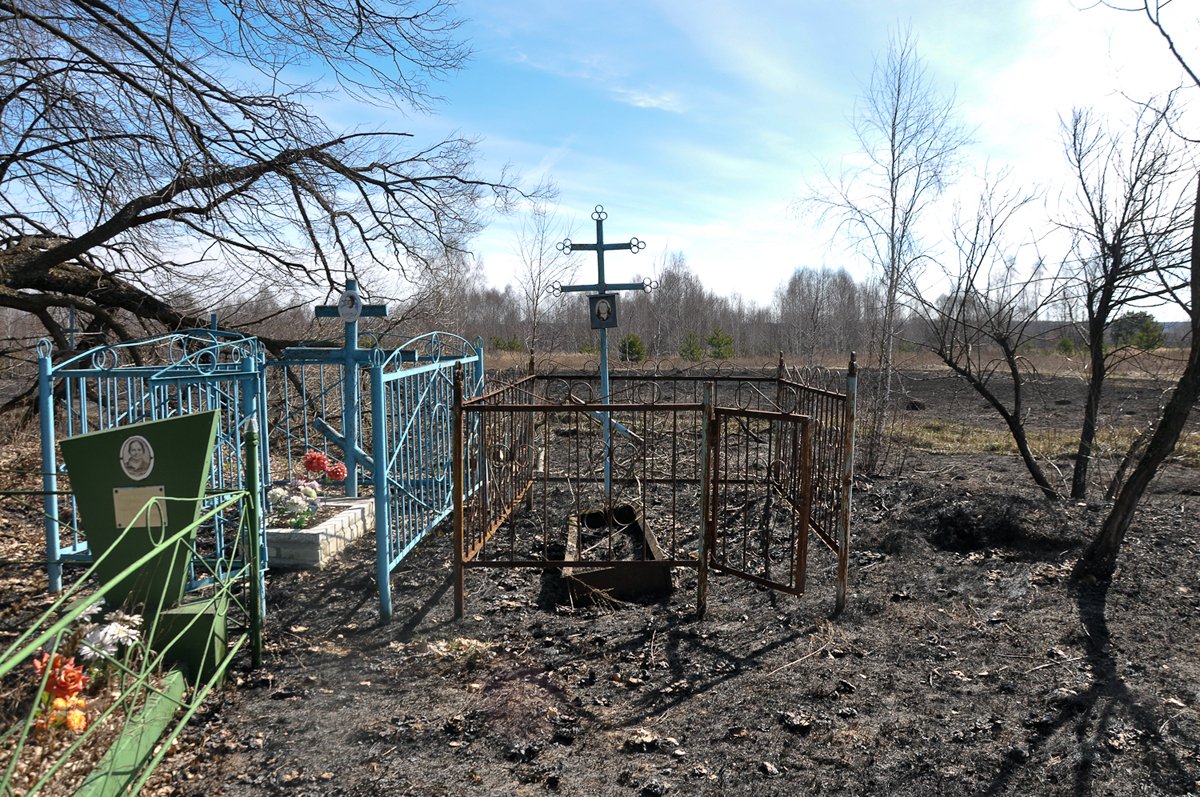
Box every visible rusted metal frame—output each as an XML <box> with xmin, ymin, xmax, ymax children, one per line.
<box><xmin>539</xmin><ymin>475</ymin><xmax>702</xmax><ymax>485</ymax></box>
<box><xmin>826</xmin><ymin>395</ymin><xmax>843</xmax><ymax>540</ymax></box>
<box><xmin>536</xmin><ymin>407</ymin><xmax>552</xmax><ymax>562</ymax></box>
<box><xmin>784</xmin><ymin>416</ymin><xmax>802</xmax><ymax>588</ymax></box>
<box><xmin>553</xmin><ymin>371</ymin><xmax>777</xmax><ymax>386</ymax></box>
<box><xmin>714</xmin><ymin>408</ymin><xmax>731</xmax><ymax>570</ymax></box>
<box><xmin>808</xmin><ymin>517</ymin><xmax>839</xmax><ymax>553</ymax></box>
<box><xmin>671</xmin><ymin>407</ymin><xmax>681</xmax><ymax>557</ymax></box>
<box><xmin>458</xmin><ymin>382</ymin><xmax>539</xmax><ymax>567</ymax></box>
<box><xmin>706</xmin><ymin>560</ymin><xmax>807</xmax><ymax>596</ymax></box>
<box><xmin>504</xmin><ymin>401</ymin><xmax>519</xmax><ymax>558</ymax></box>
<box><xmin>738</xmin><ymin>413</ymin><xmax>753</xmax><ymax>573</ymax></box>
<box><xmin>570</xmin><ymin>409</ymin><xmax>583</xmax><ymax>534</ymax></box>
<box><xmin>638</xmin><ymin>406</ymin><xmax>651</xmax><ymax>558</ymax></box>
<box><xmin>762</xmin><ymin>411</ymin><xmax>778</xmax><ymax>585</ymax></box>
<box><xmin>707</xmin><ymin>407</ymin><xmax>816</xmax><ymax>595</ymax></box>
<box><xmin>778</xmin><ymin>378</ymin><xmax>846</xmax><ymax>402</ymax></box>
<box><xmin>464</xmin><ymin>476</ymin><xmax>535</xmax><ymax>563</ymax></box>
<box><xmin>711</xmin><ymin>408</ymin><xmax>760</xmax><ymax>579</ymax></box>
<box><xmin>466</xmin><ymin>401</ymin><xmax>704</xmax><ymax>413</ymax></box>
<box><xmin>465</xmin><ymin>373</ymin><xmax>538</xmax><ymax>406</ymax></box>
<box><xmin>795</xmin><ymin>416</ymin><xmax>814</xmax><ymax>594</ymax></box>
<box><xmin>452</xmin><ymin>364</ymin><xmax>466</xmax><ymax>619</ymax></box>
<box><xmin>718</xmin><ymin>405</ymin><xmax>810</xmax><ymax>423</ymax></box>
<box><xmin>776</xmin><ymin>352</ymin><xmax>786</xmax><ymax>412</ymax></box>
<box><xmin>835</xmin><ymin>354</ymin><xmax>858</xmax><ymax>615</ymax></box>
<box><xmin>809</xmin><ymin>393</ymin><xmax>833</xmax><ymax>552</ymax></box>
<box><xmin>697</xmin><ymin>382</ymin><xmax>715</xmax><ymax>618</ymax></box>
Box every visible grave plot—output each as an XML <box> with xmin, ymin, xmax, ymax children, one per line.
<box><xmin>265</xmin><ymin>284</ymin><xmax>485</xmax><ymax>618</ymax></box>
<box><xmin>37</xmin><ymin>329</ymin><xmax>268</xmax><ymax>598</ymax></box>
<box><xmin>452</xmin><ymin>361</ymin><xmax>856</xmax><ymax>617</ymax></box>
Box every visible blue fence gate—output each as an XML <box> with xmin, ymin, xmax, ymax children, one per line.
<box><xmin>37</xmin><ymin>330</ymin><xmax>268</xmax><ymax>599</ymax></box>
<box><xmin>267</xmin><ymin>330</ymin><xmax>485</xmax><ymax>619</ymax></box>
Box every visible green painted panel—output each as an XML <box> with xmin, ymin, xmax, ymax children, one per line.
<box><xmin>60</xmin><ymin>411</ymin><xmax>219</xmax><ymax>609</ymax></box>
<box><xmin>151</xmin><ymin>595</ymin><xmax>229</xmax><ymax>686</ymax></box>
<box><xmin>74</xmin><ymin>669</ymin><xmax>187</xmax><ymax>797</ymax></box>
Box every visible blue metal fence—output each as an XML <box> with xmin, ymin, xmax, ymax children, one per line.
<box><xmin>266</xmin><ymin>331</ymin><xmax>483</xmax><ymax>618</ymax></box>
<box><xmin>39</xmin><ymin>326</ymin><xmax>483</xmax><ymax>621</ymax></box>
<box><xmin>37</xmin><ymin>330</ymin><xmax>268</xmax><ymax>596</ymax></box>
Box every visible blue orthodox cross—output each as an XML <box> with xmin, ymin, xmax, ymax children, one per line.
<box><xmin>555</xmin><ymin>205</ymin><xmax>652</xmax><ymax>490</ymax></box>
<box><xmin>284</xmin><ymin>279</ymin><xmax>387</xmax><ymax>497</ymax></box>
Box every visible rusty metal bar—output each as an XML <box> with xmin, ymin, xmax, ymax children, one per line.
<box><xmin>698</xmin><ymin>382</ymin><xmax>714</xmax><ymax>619</ymax></box>
<box><xmin>464</xmin><ymin>559</ymin><xmax>701</xmax><ymax>569</ymax></box>
<box><xmin>835</xmin><ymin>353</ymin><xmax>858</xmax><ymax>616</ymax></box>
<box><xmin>452</xmin><ymin>363</ymin><xmax>465</xmax><ymax>619</ymax></box>
<box><xmin>796</xmin><ymin>416</ymin><xmax>813</xmax><ymax>594</ymax></box>
<box><xmin>462</xmin><ymin>478</ymin><xmax>534</xmax><ymax>563</ymax></box>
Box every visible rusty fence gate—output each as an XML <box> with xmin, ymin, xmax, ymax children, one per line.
<box><xmin>452</xmin><ymin>358</ymin><xmax>857</xmax><ymax>617</ymax></box>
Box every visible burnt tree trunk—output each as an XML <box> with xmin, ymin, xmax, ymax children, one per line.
<box><xmin>1071</xmin><ymin>246</ymin><xmax>1122</xmax><ymax>501</ymax></box>
<box><xmin>1070</xmin><ymin>340</ymin><xmax>1107</xmax><ymax>499</ymax></box>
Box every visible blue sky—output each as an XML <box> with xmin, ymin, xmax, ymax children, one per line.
<box><xmin>386</xmin><ymin>1</ymin><xmax>1194</xmax><ymax>307</ymax></box>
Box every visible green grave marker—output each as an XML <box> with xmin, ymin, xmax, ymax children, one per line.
<box><xmin>60</xmin><ymin>411</ymin><xmax>219</xmax><ymax>610</ymax></box>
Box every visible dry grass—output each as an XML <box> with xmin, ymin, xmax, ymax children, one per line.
<box><xmin>889</xmin><ymin>347</ymin><xmax>1191</xmax><ymax>380</ymax></box>
<box><xmin>892</xmin><ymin>417</ymin><xmax>1200</xmax><ymax>468</ymax></box>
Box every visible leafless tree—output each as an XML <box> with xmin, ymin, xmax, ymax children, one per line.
<box><xmin>1076</xmin><ymin>0</ymin><xmax>1200</xmax><ymax>577</ymax></box>
<box><xmin>643</xmin><ymin>252</ymin><xmax>702</xmax><ymax>358</ymax></box>
<box><xmin>909</xmin><ymin>174</ymin><xmax>1066</xmax><ymax>498</ymax></box>
<box><xmin>0</xmin><ymin>0</ymin><xmax>524</xmax><ymax>358</ymax></box>
<box><xmin>1082</xmin><ymin>175</ymin><xmax>1200</xmax><ymax>576</ymax></box>
<box><xmin>1056</xmin><ymin>102</ymin><xmax>1193</xmax><ymax>499</ymax></box>
<box><xmin>808</xmin><ymin>27</ymin><xmax>970</xmax><ymax>472</ymax></box>
<box><xmin>515</xmin><ymin>198</ymin><xmax>574</xmax><ymax>358</ymax></box>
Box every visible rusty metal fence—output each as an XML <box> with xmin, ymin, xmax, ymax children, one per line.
<box><xmin>453</xmin><ymin>357</ymin><xmax>856</xmax><ymax>616</ymax></box>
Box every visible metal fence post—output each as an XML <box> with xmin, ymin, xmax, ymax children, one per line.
<box><xmin>37</xmin><ymin>342</ymin><xmax>62</xmax><ymax>593</ymax></box>
<box><xmin>452</xmin><ymin>363</ymin><xmax>466</xmax><ymax>619</ymax></box>
<box><xmin>697</xmin><ymin>382</ymin><xmax>714</xmax><ymax>619</ymax></box>
<box><xmin>371</xmin><ymin>358</ymin><xmax>392</xmax><ymax>621</ymax></box>
<box><xmin>835</xmin><ymin>352</ymin><xmax>858</xmax><ymax>616</ymax></box>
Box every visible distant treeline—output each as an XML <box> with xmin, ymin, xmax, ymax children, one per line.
<box><xmin>440</xmin><ymin>259</ymin><xmax>1188</xmax><ymax>362</ymax></box>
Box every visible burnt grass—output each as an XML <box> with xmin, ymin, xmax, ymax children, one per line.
<box><xmin>5</xmin><ymin>372</ymin><xmax>1200</xmax><ymax>795</ymax></box>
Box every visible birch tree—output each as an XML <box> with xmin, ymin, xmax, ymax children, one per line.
<box><xmin>809</xmin><ymin>28</ymin><xmax>969</xmax><ymax>471</ymax></box>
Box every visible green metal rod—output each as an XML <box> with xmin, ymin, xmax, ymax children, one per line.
<box><xmin>244</xmin><ymin>419</ymin><xmax>264</xmax><ymax>667</ymax></box>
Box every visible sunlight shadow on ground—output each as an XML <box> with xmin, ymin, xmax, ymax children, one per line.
<box><xmin>979</xmin><ymin>579</ymin><xmax>1195</xmax><ymax>796</ymax></box>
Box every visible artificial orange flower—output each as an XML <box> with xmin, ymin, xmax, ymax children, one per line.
<box><xmin>64</xmin><ymin>709</ymin><xmax>87</xmax><ymax>733</ymax></box>
<box><xmin>32</xmin><ymin>652</ymin><xmax>90</xmax><ymax>699</ymax></box>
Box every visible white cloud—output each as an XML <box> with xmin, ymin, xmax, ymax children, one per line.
<box><xmin>609</xmin><ymin>87</ymin><xmax>686</xmax><ymax>112</ymax></box>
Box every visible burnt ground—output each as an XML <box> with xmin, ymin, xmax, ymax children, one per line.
<box><xmin>4</xmin><ymin>371</ymin><xmax>1200</xmax><ymax>796</ymax></box>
